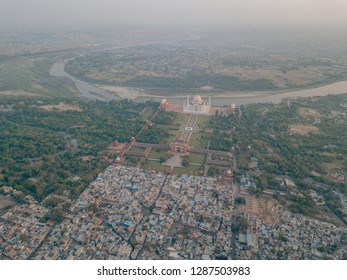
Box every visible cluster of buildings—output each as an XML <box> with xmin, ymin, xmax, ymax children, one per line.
<box><xmin>1</xmin><ymin>164</ymin><xmax>347</xmax><ymax>260</ymax></box>
<box><xmin>0</xmin><ymin>201</ymin><xmax>51</xmax><ymax>260</ymax></box>
<box><xmin>97</xmin><ymin>46</ymin><xmax>218</xmax><ymax>80</ymax></box>
<box><xmin>335</xmin><ymin>191</ymin><xmax>347</xmax><ymax>224</ymax></box>
<box><xmin>142</xmin><ymin>174</ymin><xmax>234</xmax><ymax>259</ymax></box>
<box><xmin>0</xmin><ymin>31</ymin><xmax>100</xmax><ymax>56</ymax></box>
<box><xmin>236</xmin><ymin>209</ymin><xmax>347</xmax><ymax>260</ymax></box>
<box><xmin>3</xmin><ymin>165</ymin><xmax>233</xmax><ymax>260</ymax></box>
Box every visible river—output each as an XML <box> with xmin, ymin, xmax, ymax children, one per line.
<box><xmin>49</xmin><ymin>62</ymin><xmax>117</xmax><ymax>101</ymax></box>
<box><xmin>211</xmin><ymin>81</ymin><xmax>347</xmax><ymax>106</ymax></box>
<box><xmin>50</xmin><ymin>61</ymin><xmax>347</xmax><ymax>105</ymax></box>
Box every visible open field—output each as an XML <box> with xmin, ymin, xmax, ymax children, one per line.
<box><xmin>321</xmin><ymin>161</ymin><xmax>344</xmax><ymax>172</ymax></box>
<box><xmin>174</xmin><ymin>164</ymin><xmax>202</xmax><ymax>175</ymax></box>
<box><xmin>299</xmin><ymin>107</ymin><xmax>321</xmax><ymax>118</ymax></box>
<box><xmin>189</xmin><ymin>139</ymin><xmax>208</xmax><ymax>149</ymax></box>
<box><xmin>148</xmin><ymin>149</ymin><xmax>169</xmax><ymax>160</ymax></box>
<box><xmin>40</xmin><ymin>102</ymin><xmax>82</xmax><ymax>112</ymax></box>
<box><xmin>158</xmin><ymin>134</ymin><xmax>175</xmax><ymax>145</ymax></box>
<box><xmin>0</xmin><ymin>197</ymin><xmax>16</xmax><ymax>215</ymax></box>
<box><xmin>124</xmin><ymin>156</ymin><xmax>141</xmax><ymax>166</ymax></box>
<box><xmin>129</xmin><ymin>145</ymin><xmax>146</xmax><ymax>152</ymax></box>
<box><xmin>0</xmin><ymin>52</ymin><xmax>79</xmax><ymax>99</ymax></box>
<box><xmin>172</xmin><ymin>113</ymin><xmax>190</xmax><ymax>126</ymax></box>
<box><xmin>259</xmin><ymin>196</ymin><xmax>277</xmax><ymax>225</ymax></box>
<box><xmin>0</xmin><ymin>90</ymin><xmax>40</xmax><ymax>97</ymax></box>
<box><xmin>187</xmin><ymin>153</ymin><xmax>206</xmax><ymax>165</ymax></box>
<box><xmin>64</xmin><ymin>39</ymin><xmax>347</xmax><ymax>95</ymax></box>
<box><xmin>288</xmin><ymin>125</ymin><xmax>319</xmax><ymax>135</ymax></box>
<box><xmin>195</xmin><ymin>115</ymin><xmax>211</xmax><ymax>129</ymax></box>
<box><xmin>142</xmin><ymin>159</ymin><xmax>166</xmax><ymax>171</ymax></box>
<box><xmin>167</xmin><ymin>129</ymin><xmax>180</xmax><ymax>138</ymax></box>
<box><xmin>217</xmin><ymin>65</ymin><xmax>346</xmax><ymax>89</ymax></box>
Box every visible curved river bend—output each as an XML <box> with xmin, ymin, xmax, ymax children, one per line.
<box><xmin>50</xmin><ymin>62</ymin><xmax>347</xmax><ymax>105</ymax></box>
<box><xmin>49</xmin><ymin>62</ymin><xmax>117</xmax><ymax>101</ymax></box>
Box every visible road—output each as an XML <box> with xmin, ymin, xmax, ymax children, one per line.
<box><xmin>231</xmin><ymin>124</ymin><xmax>241</xmax><ymax>259</ymax></box>
<box><xmin>231</xmin><ymin>180</ymin><xmax>241</xmax><ymax>259</ymax></box>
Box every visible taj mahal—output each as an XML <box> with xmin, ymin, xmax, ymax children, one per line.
<box><xmin>183</xmin><ymin>95</ymin><xmax>211</xmax><ymax>115</ymax></box>
<box><xmin>160</xmin><ymin>95</ymin><xmax>235</xmax><ymax>116</ymax></box>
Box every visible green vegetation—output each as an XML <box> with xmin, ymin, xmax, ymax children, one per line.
<box><xmin>153</xmin><ymin>110</ymin><xmax>177</xmax><ymax>125</ymax></box>
<box><xmin>137</xmin><ymin>126</ymin><xmax>169</xmax><ymax>144</ymax></box>
<box><xmin>129</xmin><ymin>146</ymin><xmax>146</xmax><ymax>152</ymax></box>
<box><xmin>142</xmin><ymin>159</ymin><xmax>166</xmax><ymax>171</ymax></box>
<box><xmin>207</xmin><ymin>113</ymin><xmax>235</xmax><ymax>151</ymax></box>
<box><xmin>124</xmin><ymin>156</ymin><xmax>141</xmax><ymax>166</ymax></box>
<box><xmin>202</xmin><ymin>93</ymin><xmax>347</xmax><ymax>220</ymax></box>
<box><xmin>174</xmin><ymin>164</ymin><xmax>202</xmax><ymax>175</ymax></box>
<box><xmin>207</xmin><ymin>166</ymin><xmax>223</xmax><ymax>176</ymax></box>
<box><xmin>189</xmin><ymin>139</ymin><xmax>207</xmax><ymax>149</ymax></box>
<box><xmin>195</xmin><ymin>115</ymin><xmax>211</xmax><ymax>130</ymax></box>
<box><xmin>186</xmin><ymin>153</ymin><xmax>206</xmax><ymax>165</ymax></box>
<box><xmin>0</xmin><ymin>52</ymin><xmax>79</xmax><ymax>98</ymax></box>
<box><xmin>171</xmin><ymin>113</ymin><xmax>190</xmax><ymax>126</ymax></box>
<box><xmin>65</xmin><ymin>51</ymin><xmax>278</xmax><ymax>93</ymax></box>
<box><xmin>232</xmin><ymin>216</ymin><xmax>248</xmax><ymax>233</ymax></box>
<box><xmin>235</xmin><ymin>197</ymin><xmax>246</xmax><ymax>205</ymax></box>
<box><xmin>65</xmin><ymin>44</ymin><xmax>347</xmax><ymax>94</ymax></box>
<box><xmin>182</xmin><ymin>156</ymin><xmax>189</xmax><ymax>167</ymax></box>
<box><xmin>0</xmin><ymin>97</ymin><xmax>155</xmax><ymax>201</ymax></box>
<box><xmin>148</xmin><ymin>149</ymin><xmax>169</xmax><ymax>160</ymax></box>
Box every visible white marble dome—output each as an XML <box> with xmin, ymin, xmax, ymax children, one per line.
<box><xmin>192</xmin><ymin>95</ymin><xmax>203</xmax><ymax>105</ymax></box>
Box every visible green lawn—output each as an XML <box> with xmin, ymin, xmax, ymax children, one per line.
<box><xmin>0</xmin><ymin>52</ymin><xmax>79</xmax><ymax>98</ymax></box>
<box><xmin>174</xmin><ymin>164</ymin><xmax>203</xmax><ymax>175</ymax></box>
<box><xmin>149</xmin><ymin>149</ymin><xmax>170</xmax><ymax>160</ymax></box>
<box><xmin>172</xmin><ymin>113</ymin><xmax>190</xmax><ymax>126</ymax></box>
<box><xmin>321</xmin><ymin>161</ymin><xmax>344</xmax><ymax>171</ymax></box>
<box><xmin>189</xmin><ymin>139</ymin><xmax>207</xmax><ymax>149</ymax></box>
<box><xmin>211</xmin><ymin>154</ymin><xmax>230</xmax><ymax>162</ymax></box>
<box><xmin>129</xmin><ymin>145</ymin><xmax>146</xmax><ymax>152</ymax></box>
<box><xmin>167</xmin><ymin>129</ymin><xmax>180</xmax><ymax>137</ymax></box>
<box><xmin>159</xmin><ymin>135</ymin><xmax>174</xmax><ymax>145</ymax></box>
<box><xmin>142</xmin><ymin>159</ymin><xmax>166</xmax><ymax>171</ymax></box>
<box><xmin>158</xmin><ymin>128</ymin><xmax>180</xmax><ymax>144</ymax></box>
<box><xmin>124</xmin><ymin>156</ymin><xmax>141</xmax><ymax>166</ymax></box>
<box><xmin>195</xmin><ymin>115</ymin><xmax>211</xmax><ymax>129</ymax></box>
<box><xmin>196</xmin><ymin>132</ymin><xmax>211</xmax><ymax>141</ymax></box>
<box><xmin>187</xmin><ymin>153</ymin><xmax>206</xmax><ymax>165</ymax></box>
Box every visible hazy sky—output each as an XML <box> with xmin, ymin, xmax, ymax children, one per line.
<box><xmin>1</xmin><ymin>0</ymin><xmax>347</xmax><ymax>29</ymax></box>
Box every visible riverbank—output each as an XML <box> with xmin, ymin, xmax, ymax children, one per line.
<box><xmin>50</xmin><ymin>61</ymin><xmax>347</xmax><ymax>105</ymax></box>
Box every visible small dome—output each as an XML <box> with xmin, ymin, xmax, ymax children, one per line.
<box><xmin>192</xmin><ymin>95</ymin><xmax>203</xmax><ymax>105</ymax></box>
<box><xmin>226</xmin><ymin>169</ymin><xmax>232</xmax><ymax>175</ymax></box>
<box><xmin>161</xmin><ymin>99</ymin><xmax>167</xmax><ymax>104</ymax></box>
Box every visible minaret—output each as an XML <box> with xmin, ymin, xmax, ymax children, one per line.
<box><xmin>209</xmin><ymin>96</ymin><xmax>211</xmax><ymax>106</ymax></box>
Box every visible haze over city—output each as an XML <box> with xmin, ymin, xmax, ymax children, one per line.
<box><xmin>1</xmin><ymin>0</ymin><xmax>347</xmax><ymax>30</ymax></box>
<box><xmin>1</xmin><ymin>0</ymin><xmax>347</xmax><ymax>264</ymax></box>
